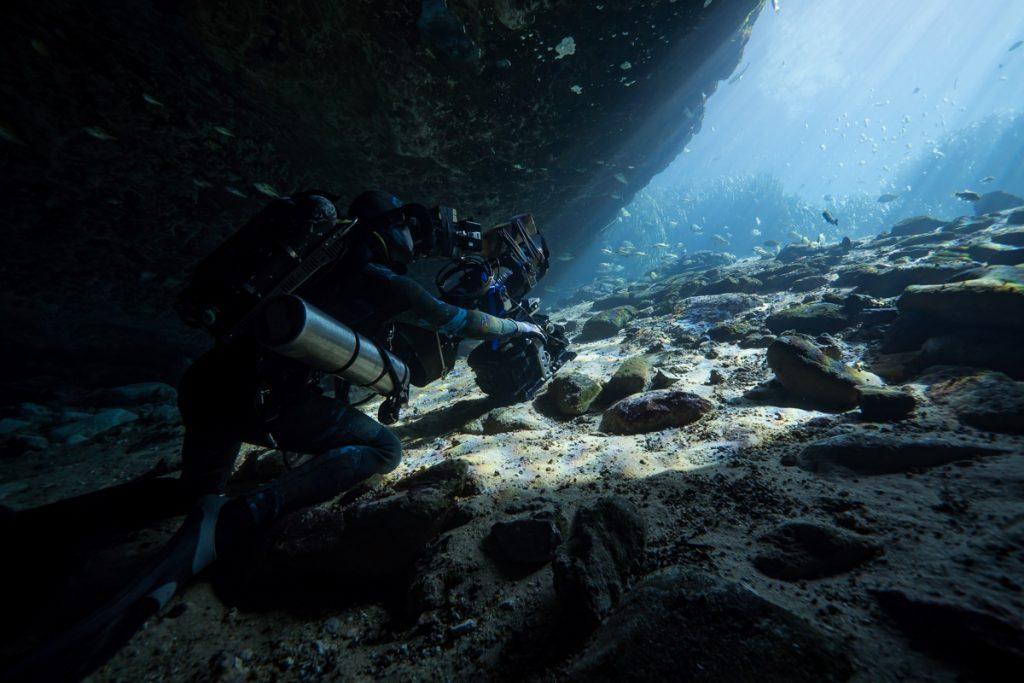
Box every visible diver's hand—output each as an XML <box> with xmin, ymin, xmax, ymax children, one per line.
<box><xmin>514</xmin><ymin>320</ymin><xmax>546</xmax><ymax>341</ymax></box>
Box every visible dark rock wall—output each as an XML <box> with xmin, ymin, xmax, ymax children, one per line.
<box><xmin>0</xmin><ymin>0</ymin><xmax>761</xmax><ymax>393</ymax></box>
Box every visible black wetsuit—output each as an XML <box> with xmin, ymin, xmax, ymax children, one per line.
<box><xmin>178</xmin><ymin>240</ymin><xmax>520</xmax><ymax>501</ymax></box>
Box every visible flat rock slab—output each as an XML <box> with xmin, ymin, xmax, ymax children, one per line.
<box><xmin>600</xmin><ymin>390</ymin><xmax>713</xmax><ymax>435</ymax></box>
<box><xmin>753</xmin><ymin>522</ymin><xmax>881</xmax><ymax>580</ymax></box>
<box><xmin>568</xmin><ymin>567</ymin><xmax>852</xmax><ymax>681</ymax></box>
<box><xmin>874</xmin><ymin>589</ymin><xmax>1024</xmax><ymax>676</ymax></box>
<box><xmin>553</xmin><ymin>496</ymin><xmax>646</xmax><ymax>626</ymax></box>
<box><xmin>929</xmin><ymin>371</ymin><xmax>1024</xmax><ymax>434</ymax></box>
<box><xmin>766</xmin><ymin>302</ymin><xmax>849</xmax><ymax>335</ymax></box>
<box><xmin>797</xmin><ymin>433</ymin><xmax>1008</xmax><ymax>475</ymax></box>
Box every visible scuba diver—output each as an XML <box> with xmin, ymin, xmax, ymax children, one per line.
<box><xmin>1</xmin><ymin>190</ymin><xmax>546</xmax><ymax>682</ymax></box>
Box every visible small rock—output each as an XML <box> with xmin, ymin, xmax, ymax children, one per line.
<box><xmin>649</xmin><ymin>368</ymin><xmax>680</xmax><ymax>390</ymax></box>
<box><xmin>578</xmin><ymin>306</ymin><xmax>637</xmax><ymax>341</ymax></box>
<box><xmin>482</xmin><ymin>405</ymin><xmax>545</xmax><ymax>434</ymax></box>
<box><xmin>0</xmin><ymin>418</ymin><xmax>32</xmax><ymax>436</ymax></box>
<box><xmin>707</xmin><ymin>369</ymin><xmax>725</xmax><ymax>385</ymax></box>
<box><xmin>323</xmin><ymin>617</ymin><xmax>342</xmax><ymax>636</ymax></box>
<box><xmin>544</xmin><ymin>372</ymin><xmax>602</xmax><ymax>416</ymax></box>
<box><xmin>448</xmin><ymin>618</ymin><xmax>477</xmax><ymax>637</ymax></box>
<box><xmin>552</xmin><ymin>496</ymin><xmax>645</xmax><ymax>626</ymax></box>
<box><xmin>707</xmin><ymin>321</ymin><xmax>756</xmax><ymax>342</ymax></box>
<box><xmin>753</xmin><ymin>522</ymin><xmax>881</xmax><ymax>580</ymax></box>
<box><xmin>601</xmin><ymin>356</ymin><xmax>651</xmax><ymax>403</ymax></box>
<box><xmin>49</xmin><ymin>408</ymin><xmax>139</xmax><ymax>444</ymax></box>
<box><xmin>94</xmin><ymin>382</ymin><xmax>177</xmax><ymax>406</ymax></box>
<box><xmin>857</xmin><ymin>386</ymin><xmax>916</xmax><ymax>421</ymax></box>
<box><xmin>600</xmin><ymin>390</ymin><xmax>713</xmax><ymax>435</ymax></box>
<box><xmin>485</xmin><ymin>511</ymin><xmax>564</xmax><ymax>566</ymax></box>
<box><xmin>796</xmin><ymin>433</ymin><xmax>1007</xmax><ymax>475</ymax></box>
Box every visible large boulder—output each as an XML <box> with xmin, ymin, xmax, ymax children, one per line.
<box><xmin>898</xmin><ymin>276</ymin><xmax>1024</xmax><ymax>331</ymax></box>
<box><xmin>568</xmin><ymin>567</ymin><xmax>852</xmax><ymax>681</ymax></box>
<box><xmin>766</xmin><ymin>334</ymin><xmax>869</xmax><ymax>410</ymax></box>
<box><xmin>836</xmin><ymin>264</ymin><xmax>966</xmax><ymax>297</ymax></box>
<box><xmin>890</xmin><ymin>216</ymin><xmax>949</xmax><ymax>237</ymax></box>
<box><xmin>600</xmin><ymin>390</ymin><xmax>713</xmax><ymax>435</ymax></box>
<box><xmin>553</xmin><ymin>496</ymin><xmax>646</xmax><ymax>626</ymax></box>
<box><xmin>247</xmin><ymin>459</ymin><xmax>475</xmax><ymax>592</ymax></box>
<box><xmin>974</xmin><ymin>191</ymin><xmax>1024</xmax><ymax>215</ymax></box>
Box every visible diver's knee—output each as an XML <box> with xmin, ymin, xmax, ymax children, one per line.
<box><xmin>375</xmin><ymin>427</ymin><xmax>403</xmax><ymax>473</ymax></box>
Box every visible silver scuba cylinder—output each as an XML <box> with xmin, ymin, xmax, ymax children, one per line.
<box><xmin>258</xmin><ymin>295</ymin><xmax>410</xmax><ymax>397</ymax></box>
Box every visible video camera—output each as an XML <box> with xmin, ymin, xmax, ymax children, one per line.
<box><xmin>393</xmin><ymin>211</ymin><xmax>575</xmax><ymax>403</ymax></box>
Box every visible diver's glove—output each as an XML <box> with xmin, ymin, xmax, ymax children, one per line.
<box><xmin>513</xmin><ymin>320</ymin><xmax>547</xmax><ymax>341</ymax></box>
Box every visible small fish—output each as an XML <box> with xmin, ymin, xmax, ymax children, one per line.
<box><xmin>652</xmin><ymin>243</ymin><xmax>670</xmax><ymax>249</ymax></box>
<box><xmin>555</xmin><ymin>254</ymin><xmax>575</xmax><ymax>262</ymax></box>
<box><xmin>817</xmin><ymin>233</ymin><xmax>826</xmax><ymax>244</ymax></box>
<box><xmin>191</xmin><ymin>178</ymin><xmax>213</xmax><ymax>189</ymax></box>
<box><xmin>755</xmin><ymin>216</ymin><xmax>761</xmax><ymax>226</ymax></box>
<box><xmin>751</xmin><ymin>228</ymin><xmax>761</xmax><ymax>237</ymax></box>
<box><xmin>980</xmin><ymin>175</ymin><xmax>996</xmax><ymax>184</ymax></box>
<box><xmin>668</xmin><ymin>220</ymin><xmax>679</xmax><ymax>227</ymax></box>
<box><xmin>142</xmin><ymin>93</ymin><xmax>164</xmax><ymax>107</ymax></box>
<box><xmin>772</xmin><ymin>0</ymin><xmax>780</xmax><ymax>13</ymax></box>
<box><xmin>821</xmin><ymin>209</ymin><xmax>839</xmax><ymax>226</ymax></box>
<box><xmin>876</xmin><ymin>193</ymin><xmax>899</xmax><ymax>203</ymax></box>
<box><xmin>763</xmin><ymin>239</ymin><xmax>780</xmax><ymax>249</ymax></box>
<box><xmin>1010</xmin><ymin>40</ymin><xmax>1023</xmax><ymax>52</ymax></box>
<box><xmin>224</xmin><ymin>186</ymin><xmax>248</xmax><ymax>198</ymax></box>
<box><xmin>600</xmin><ymin>248</ymin><xmax>614</xmax><ymax>255</ymax></box>
<box><xmin>753</xmin><ymin>246</ymin><xmax>770</xmax><ymax>257</ymax></box>
<box><xmin>787</xmin><ymin>230</ymin><xmax>803</xmax><ymax>240</ymax></box>
<box><xmin>711</xmin><ymin>234</ymin><xmax>729</xmax><ymax>246</ymax></box>
<box><xmin>213</xmin><ymin>126</ymin><xmax>235</xmax><ymax>138</ymax></box>
<box><xmin>253</xmin><ymin>182</ymin><xmax>279</xmax><ymax>197</ymax></box>
<box><xmin>690</xmin><ymin>224</ymin><xmax>703</xmax><ymax>233</ymax></box>
<box><xmin>83</xmin><ymin>126</ymin><xmax>117</xmax><ymax>141</ymax></box>
<box><xmin>912</xmin><ymin>86</ymin><xmax>920</xmax><ymax>94</ymax></box>
<box><xmin>955</xmin><ymin>190</ymin><xmax>981</xmax><ymax>202</ymax></box>
<box><xmin>614</xmin><ymin>173</ymin><xmax>628</xmax><ymax>185</ymax></box>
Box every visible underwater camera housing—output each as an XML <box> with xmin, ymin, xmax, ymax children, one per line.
<box><xmin>425</xmin><ymin>213</ymin><xmax>575</xmax><ymax>402</ymax></box>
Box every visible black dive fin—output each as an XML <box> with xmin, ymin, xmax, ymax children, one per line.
<box><xmin>0</xmin><ymin>496</ymin><xmax>226</xmax><ymax>683</ymax></box>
